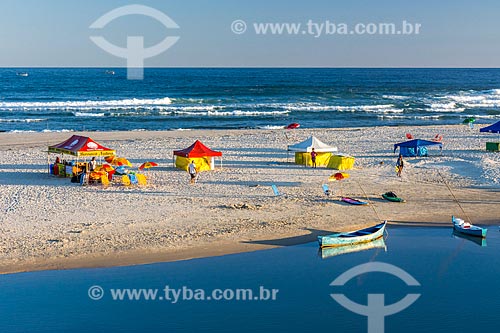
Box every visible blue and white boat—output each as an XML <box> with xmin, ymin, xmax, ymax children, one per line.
<box><xmin>318</xmin><ymin>221</ymin><xmax>386</xmax><ymax>248</ymax></box>
<box><xmin>452</xmin><ymin>216</ymin><xmax>487</xmax><ymax>238</ymax></box>
<box><xmin>320</xmin><ymin>236</ymin><xmax>387</xmax><ymax>258</ymax></box>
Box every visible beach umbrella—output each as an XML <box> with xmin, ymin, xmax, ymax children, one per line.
<box><xmin>328</xmin><ymin>172</ymin><xmax>350</xmax><ymax>196</ymax></box>
<box><xmin>105</xmin><ymin>156</ymin><xmax>132</xmax><ymax>167</ymax></box>
<box><xmin>101</xmin><ymin>164</ymin><xmax>115</xmax><ymax>172</ymax></box>
<box><xmin>329</xmin><ymin>172</ymin><xmax>350</xmax><ymax>181</ymax></box>
<box><xmin>115</xmin><ymin>157</ymin><xmax>132</xmax><ymax>167</ymax></box>
<box><xmin>463</xmin><ymin>117</ymin><xmax>475</xmax><ymax>129</ymax></box>
<box><xmin>139</xmin><ymin>161</ymin><xmax>159</xmax><ymax>170</ymax></box>
<box><xmin>285</xmin><ymin>122</ymin><xmax>300</xmax><ymax>130</ymax></box>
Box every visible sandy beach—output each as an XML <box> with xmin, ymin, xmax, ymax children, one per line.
<box><xmin>0</xmin><ymin>125</ymin><xmax>499</xmax><ymax>274</ymax></box>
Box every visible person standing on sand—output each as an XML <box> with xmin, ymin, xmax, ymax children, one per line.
<box><xmin>89</xmin><ymin>157</ymin><xmax>97</xmax><ymax>172</ymax></box>
<box><xmin>311</xmin><ymin>148</ymin><xmax>317</xmax><ymax>168</ymax></box>
<box><xmin>188</xmin><ymin>160</ymin><xmax>197</xmax><ymax>184</ymax></box>
<box><xmin>396</xmin><ymin>154</ymin><xmax>404</xmax><ymax>177</ymax></box>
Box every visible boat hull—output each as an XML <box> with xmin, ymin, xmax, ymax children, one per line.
<box><xmin>452</xmin><ymin>216</ymin><xmax>487</xmax><ymax>238</ymax></box>
<box><xmin>318</xmin><ymin>221</ymin><xmax>386</xmax><ymax>248</ymax></box>
<box><xmin>382</xmin><ymin>193</ymin><xmax>405</xmax><ymax>202</ymax></box>
<box><xmin>341</xmin><ymin>197</ymin><xmax>368</xmax><ymax>205</ymax></box>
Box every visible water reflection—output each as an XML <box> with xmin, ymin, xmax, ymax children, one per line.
<box><xmin>452</xmin><ymin>229</ymin><xmax>487</xmax><ymax>247</ymax></box>
<box><xmin>319</xmin><ymin>237</ymin><xmax>387</xmax><ymax>259</ymax></box>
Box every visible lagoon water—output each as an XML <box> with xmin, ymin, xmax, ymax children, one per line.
<box><xmin>1</xmin><ymin>226</ymin><xmax>499</xmax><ymax>332</ymax></box>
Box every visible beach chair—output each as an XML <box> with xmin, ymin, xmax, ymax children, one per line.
<box><xmin>136</xmin><ymin>173</ymin><xmax>147</xmax><ymax>186</ymax></box>
<box><xmin>271</xmin><ymin>184</ymin><xmax>282</xmax><ymax>196</ymax></box>
<box><xmin>432</xmin><ymin>134</ymin><xmax>443</xmax><ymax>142</ymax></box>
<box><xmin>121</xmin><ymin>175</ymin><xmax>131</xmax><ymax>186</ymax></box>
<box><xmin>101</xmin><ymin>174</ymin><xmax>109</xmax><ymax>186</ymax></box>
<box><xmin>129</xmin><ymin>173</ymin><xmax>138</xmax><ymax>185</ymax></box>
<box><xmin>322</xmin><ymin>184</ymin><xmax>331</xmax><ymax>196</ymax></box>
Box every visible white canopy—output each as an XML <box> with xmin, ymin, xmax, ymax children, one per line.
<box><xmin>287</xmin><ymin>136</ymin><xmax>338</xmax><ymax>153</ymax></box>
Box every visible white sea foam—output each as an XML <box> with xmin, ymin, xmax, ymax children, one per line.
<box><xmin>0</xmin><ymin>97</ymin><xmax>173</xmax><ymax>110</ymax></box>
<box><xmin>382</xmin><ymin>95</ymin><xmax>411</xmax><ymax>100</ymax></box>
<box><xmin>0</xmin><ymin>118</ymin><xmax>46</xmax><ymax>123</ymax></box>
<box><xmin>284</xmin><ymin>103</ymin><xmax>401</xmax><ymax>113</ymax></box>
<box><xmin>174</xmin><ymin>110</ymin><xmax>289</xmax><ymax>117</ymax></box>
<box><xmin>442</xmin><ymin>90</ymin><xmax>500</xmax><ymax>108</ymax></box>
<box><xmin>257</xmin><ymin>125</ymin><xmax>286</xmax><ymax>130</ymax></box>
<box><xmin>41</xmin><ymin>129</ymin><xmax>72</xmax><ymax>133</ymax></box>
<box><xmin>73</xmin><ymin>112</ymin><xmax>105</xmax><ymax>117</ymax></box>
<box><xmin>428</xmin><ymin>102</ymin><xmax>465</xmax><ymax>113</ymax></box>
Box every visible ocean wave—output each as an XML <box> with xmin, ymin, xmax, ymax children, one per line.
<box><xmin>382</xmin><ymin>95</ymin><xmax>411</xmax><ymax>100</ymax></box>
<box><xmin>461</xmin><ymin>114</ymin><xmax>500</xmax><ymax>119</ymax></box>
<box><xmin>0</xmin><ymin>97</ymin><xmax>172</xmax><ymax>110</ymax></box>
<box><xmin>285</xmin><ymin>103</ymin><xmax>402</xmax><ymax>113</ymax></box>
<box><xmin>73</xmin><ymin>112</ymin><xmax>105</xmax><ymax>117</ymax></box>
<box><xmin>0</xmin><ymin>118</ymin><xmax>46</xmax><ymax>122</ymax></box>
<box><xmin>42</xmin><ymin>129</ymin><xmax>72</xmax><ymax>133</ymax></box>
<box><xmin>257</xmin><ymin>125</ymin><xmax>286</xmax><ymax>130</ymax></box>
<box><xmin>173</xmin><ymin>110</ymin><xmax>289</xmax><ymax>117</ymax></box>
<box><xmin>378</xmin><ymin>115</ymin><xmax>442</xmax><ymax>120</ymax></box>
<box><xmin>428</xmin><ymin>102</ymin><xmax>465</xmax><ymax>113</ymax></box>
<box><xmin>442</xmin><ymin>90</ymin><xmax>500</xmax><ymax>108</ymax></box>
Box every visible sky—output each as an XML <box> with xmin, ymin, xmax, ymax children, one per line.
<box><xmin>1</xmin><ymin>0</ymin><xmax>500</xmax><ymax>67</ymax></box>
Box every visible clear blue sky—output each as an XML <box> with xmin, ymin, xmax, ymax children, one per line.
<box><xmin>1</xmin><ymin>0</ymin><xmax>499</xmax><ymax>67</ymax></box>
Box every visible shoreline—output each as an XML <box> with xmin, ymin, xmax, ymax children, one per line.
<box><xmin>1</xmin><ymin>125</ymin><xmax>499</xmax><ymax>275</ymax></box>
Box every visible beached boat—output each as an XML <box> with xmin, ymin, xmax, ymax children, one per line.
<box><xmin>382</xmin><ymin>191</ymin><xmax>406</xmax><ymax>203</ymax></box>
<box><xmin>341</xmin><ymin>197</ymin><xmax>368</xmax><ymax>205</ymax></box>
<box><xmin>319</xmin><ymin>236</ymin><xmax>387</xmax><ymax>258</ymax></box>
<box><xmin>318</xmin><ymin>221</ymin><xmax>386</xmax><ymax>248</ymax></box>
<box><xmin>452</xmin><ymin>216</ymin><xmax>487</xmax><ymax>238</ymax></box>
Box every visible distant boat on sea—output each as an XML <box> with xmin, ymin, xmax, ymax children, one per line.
<box><xmin>105</xmin><ymin>70</ymin><xmax>115</xmax><ymax>75</ymax></box>
<box><xmin>16</xmin><ymin>72</ymin><xmax>29</xmax><ymax>77</ymax></box>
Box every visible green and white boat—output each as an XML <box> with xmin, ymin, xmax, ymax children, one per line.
<box><xmin>318</xmin><ymin>221</ymin><xmax>387</xmax><ymax>248</ymax></box>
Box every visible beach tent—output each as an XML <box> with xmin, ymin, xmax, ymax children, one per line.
<box><xmin>393</xmin><ymin>139</ymin><xmax>443</xmax><ymax>157</ymax></box>
<box><xmin>479</xmin><ymin>121</ymin><xmax>500</xmax><ymax>151</ymax></box>
<box><xmin>47</xmin><ymin>135</ymin><xmax>116</xmax><ymax>177</ymax></box>
<box><xmin>173</xmin><ymin>140</ymin><xmax>222</xmax><ymax>172</ymax></box>
<box><xmin>48</xmin><ymin>135</ymin><xmax>115</xmax><ymax>157</ymax></box>
<box><xmin>327</xmin><ymin>154</ymin><xmax>355</xmax><ymax>170</ymax></box>
<box><xmin>479</xmin><ymin>120</ymin><xmax>500</xmax><ymax>134</ymax></box>
<box><xmin>287</xmin><ymin>136</ymin><xmax>338</xmax><ymax>167</ymax></box>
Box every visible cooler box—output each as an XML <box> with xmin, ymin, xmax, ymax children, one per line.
<box><xmin>327</xmin><ymin>154</ymin><xmax>355</xmax><ymax>170</ymax></box>
<box><xmin>486</xmin><ymin>142</ymin><xmax>500</xmax><ymax>152</ymax></box>
<box><xmin>58</xmin><ymin>164</ymin><xmax>65</xmax><ymax>177</ymax></box>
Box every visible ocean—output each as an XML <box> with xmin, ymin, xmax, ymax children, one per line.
<box><xmin>1</xmin><ymin>68</ymin><xmax>500</xmax><ymax>133</ymax></box>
